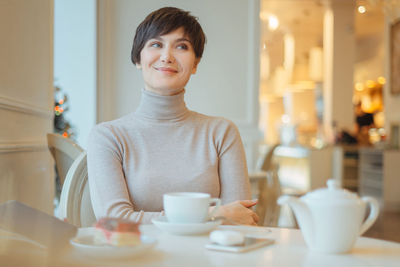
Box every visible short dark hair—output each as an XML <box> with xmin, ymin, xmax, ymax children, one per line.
<box><xmin>131</xmin><ymin>7</ymin><xmax>206</xmax><ymax>65</ymax></box>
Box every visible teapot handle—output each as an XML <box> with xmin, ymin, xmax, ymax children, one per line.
<box><xmin>359</xmin><ymin>196</ymin><xmax>380</xmax><ymax>235</ymax></box>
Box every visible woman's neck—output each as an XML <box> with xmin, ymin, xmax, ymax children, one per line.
<box><xmin>135</xmin><ymin>88</ymin><xmax>188</xmax><ymax>120</ymax></box>
<box><xmin>143</xmin><ymin>87</ymin><xmax>185</xmax><ymax>96</ymax></box>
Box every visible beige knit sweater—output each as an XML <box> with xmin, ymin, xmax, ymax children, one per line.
<box><xmin>87</xmin><ymin>89</ymin><xmax>250</xmax><ymax>224</ymax></box>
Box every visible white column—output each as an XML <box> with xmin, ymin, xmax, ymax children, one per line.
<box><xmin>323</xmin><ymin>0</ymin><xmax>355</xmax><ymax>141</ymax></box>
<box><xmin>0</xmin><ymin>0</ymin><xmax>54</xmax><ymax>213</ymax></box>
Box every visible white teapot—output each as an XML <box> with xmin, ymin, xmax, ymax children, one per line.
<box><xmin>278</xmin><ymin>179</ymin><xmax>379</xmax><ymax>254</ymax></box>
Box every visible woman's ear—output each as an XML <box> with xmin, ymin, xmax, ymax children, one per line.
<box><xmin>191</xmin><ymin>58</ymin><xmax>200</xmax><ymax>74</ymax></box>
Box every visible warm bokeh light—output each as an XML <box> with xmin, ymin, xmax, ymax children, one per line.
<box><xmin>358</xmin><ymin>6</ymin><xmax>366</xmax><ymax>14</ymax></box>
<box><xmin>58</xmin><ymin>99</ymin><xmax>64</xmax><ymax>105</ymax></box>
<box><xmin>377</xmin><ymin>76</ymin><xmax>386</xmax><ymax>84</ymax></box>
<box><xmin>62</xmin><ymin>132</ymin><xmax>68</xmax><ymax>138</ymax></box>
<box><xmin>268</xmin><ymin>15</ymin><xmax>279</xmax><ymax>31</ymax></box>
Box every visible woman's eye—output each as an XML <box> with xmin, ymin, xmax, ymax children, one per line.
<box><xmin>177</xmin><ymin>44</ymin><xmax>188</xmax><ymax>50</ymax></box>
<box><xmin>150</xmin><ymin>42</ymin><xmax>161</xmax><ymax>48</ymax></box>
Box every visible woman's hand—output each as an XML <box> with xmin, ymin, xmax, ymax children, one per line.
<box><xmin>213</xmin><ymin>200</ymin><xmax>259</xmax><ymax>226</ymax></box>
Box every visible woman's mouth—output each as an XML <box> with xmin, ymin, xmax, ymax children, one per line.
<box><xmin>154</xmin><ymin>67</ymin><xmax>178</xmax><ymax>73</ymax></box>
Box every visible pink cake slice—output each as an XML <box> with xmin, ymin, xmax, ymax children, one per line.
<box><xmin>94</xmin><ymin>217</ymin><xmax>141</xmax><ymax>246</ymax></box>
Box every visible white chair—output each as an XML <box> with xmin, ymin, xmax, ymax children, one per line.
<box><xmin>58</xmin><ymin>152</ymin><xmax>96</xmax><ymax>227</ymax></box>
<box><xmin>47</xmin><ymin>133</ymin><xmax>84</xmax><ymax>187</ymax></box>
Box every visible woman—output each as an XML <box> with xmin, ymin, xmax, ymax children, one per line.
<box><xmin>354</xmin><ymin>102</ymin><xmax>375</xmax><ymax>145</ymax></box>
<box><xmin>88</xmin><ymin>7</ymin><xmax>259</xmax><ymax>225</ymax></box>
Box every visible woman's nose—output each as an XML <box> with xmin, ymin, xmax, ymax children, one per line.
<box><xmin>160</xmin><ymin>48</ymin><xmax>174</xmax><ymax>63</ymax></box>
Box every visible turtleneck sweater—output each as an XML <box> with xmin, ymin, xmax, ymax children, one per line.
<box><xmin>87</xmin><ymin>89</ymin><xmax>250</xmax><ymax>224</ymax></box>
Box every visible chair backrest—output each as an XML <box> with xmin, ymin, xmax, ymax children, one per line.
<box><xmin>58</xmin><ymin>152</ymin><xmax>96</xmax><ymax>227</ymax></box>
<box><xmin>259</xmin><ymin>144</ymin><xmax>280</xmax><ymax>172</ymax></box>
<box><xmin>255</xmin><ymin>144</ymin><xmax>282</xmax><ymax>226</ymax></box>
<box><xmin>256</xmin><ymin>164</ymin><xmax>282</xmax><ymax>226</ymax></box>
<box><xmin>47</xmin><ymin>133</ymin><xmax>84</xmax><ymax>187</ymax></box>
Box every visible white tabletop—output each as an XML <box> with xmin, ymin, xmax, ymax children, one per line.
<box><xmin>1</xmin><ymin>225</ymin><xmax>399</xmax><ymax>267</ymax></box>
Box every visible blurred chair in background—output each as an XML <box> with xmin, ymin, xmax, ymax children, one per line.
<box><xmin>256</xmin><ymin>163</ymin><xmax>281</xmax><ymax>226</ymax></box>
<box><xmin>47</xmin><ymin>133</ymin><xmax>84</xmax><ymax>188</ymax></box>
<box><xmin>252</xmin><ymin>144</ymin><xmax>281</xmax><ymax>226</ymax></box>
<box><xmin>58</xmin><ymin>152</ymin><xmax>96</xmax><ymax>227</ymax></box>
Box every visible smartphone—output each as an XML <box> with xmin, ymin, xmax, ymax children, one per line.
<box><xmin>205</xmin><ymin>237</ymin><xmax>274</xmax><ymax>253</ymax></box>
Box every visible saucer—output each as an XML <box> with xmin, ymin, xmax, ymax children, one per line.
<box><xmin>70</xmin><ymin>228</ymin><xmax>156</xmax><ymax>260</ymax></box>
<box><xmin>151</xmin><ymin>216</ymin><xmax>222</xmax><ymax>235</ymax></box>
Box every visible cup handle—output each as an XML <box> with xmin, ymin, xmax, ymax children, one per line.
<box><xmin>359</xmin><ymin>196</ymin><xmax>380</xmax><ymax>235</ymax></box>
<box><xmin>208</xmin><ymin>198</ymin><xmax>221</xmax><ymax>219</ymax></box>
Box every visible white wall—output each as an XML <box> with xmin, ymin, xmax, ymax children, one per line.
<box><xmin>97</xmin><ymin>0</ymin><xmax>262</xmax><ymax>170</ymax></box>
<box><xmin>54</xmin><ymin>0</ymin><xmax>96</xmax><ymax>148</ymax></box>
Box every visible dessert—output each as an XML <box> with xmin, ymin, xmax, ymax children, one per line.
<box><xmin>94</xmin><ymin>217</ymin><xmax>141</xmax><ymax>246</ymax></box>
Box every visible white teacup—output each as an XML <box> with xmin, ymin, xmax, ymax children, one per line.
<box><xmin>163</xmin><ymin>192</ymin><xmax>221</xmax><ymax>224</ymax></box>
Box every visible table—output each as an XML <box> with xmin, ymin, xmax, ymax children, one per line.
<box><xmin>1</xmin><ymin>225</ymin><xmax>399</xmax><ymax>267</ymax></box>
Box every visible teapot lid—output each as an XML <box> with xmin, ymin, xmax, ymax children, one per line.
<box><xmin>303</xmin><ymin>179</ymin><xmax>358</xmax><ymax>202</ymax></box>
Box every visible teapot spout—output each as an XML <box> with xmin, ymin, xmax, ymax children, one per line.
<box><xmin>277</xmin><ymin>195</ymin><xmax>314</xmax><ymax>247</ymax></box>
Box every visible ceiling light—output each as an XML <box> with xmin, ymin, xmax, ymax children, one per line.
<box><xmin>268</xmin><ymin>15</ymin><xmax>279</xmax><ymax>31</ymax></box>
<box><xmin>358</xmin><ymin>5</ymin><xmax>366</xmax><ymax>13</ymax></box>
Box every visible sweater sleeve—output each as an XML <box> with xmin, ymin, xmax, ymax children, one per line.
<box><xmin>216</xmin><ymin>121</ymin><xmax>251</xmax><ymax>204</ymax></box>
<box><xmin>87</xmin><ymin>124</ymin><xmax>162</xmax><ymax>224</ymax></box>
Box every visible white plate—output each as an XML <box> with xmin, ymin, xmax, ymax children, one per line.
<box><xmin>70</xmin><ymin>233</ymin><xmax>156</xmax><ymax>260</ymax></box>
<box><xmin>152</xmin><ymin>216</ymin><xmax>222</xmax><ymax>235</ymax></box>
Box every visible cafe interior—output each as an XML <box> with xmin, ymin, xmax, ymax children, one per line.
<box><xmin>1</xmin><ymin>0</ymin><xmax>400</xmax><ymax>265</ymax></box>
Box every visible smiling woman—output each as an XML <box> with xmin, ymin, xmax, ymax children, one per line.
<box><xmin>87</xmin><ymin>7</ymin><xmax>259</xmax><ymax>225</ymax></box>
<box><xmin>130</xmin><ymin>7</ymin><xmax>205</xmax><ymax>97</ymax></box>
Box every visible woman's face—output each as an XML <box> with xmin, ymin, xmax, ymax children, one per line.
<box><xmin>137</xmin><ymin>27</ymin><xmax>199</xmax><ymax>96</ymax></box>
